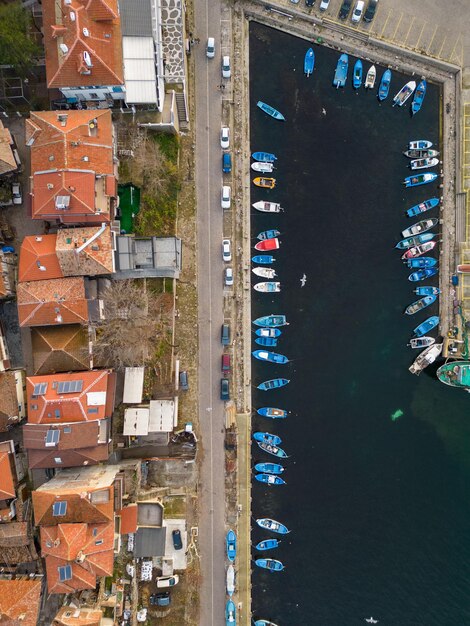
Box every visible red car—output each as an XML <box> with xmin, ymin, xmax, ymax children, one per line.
<box><xmin>221</xmin><ymin>354</ymin><xmax>231</xmax><ymax>374</ymax></box>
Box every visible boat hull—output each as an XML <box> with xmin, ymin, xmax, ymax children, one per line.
<box><xmin>252</xmin><ymin>255</ymin><xmax>275</xmax><ymax>264</ymax></box>
<box><xmin>255</xmin><ymin>558</ymin><xmax>284</xmax><ymax>572</ymax></box>
<box><xmin>365</xmin><ymin>65</ymin><xmax>376</xmax><ymax>88</ymax></box>
<box><xmin>401</xmin><ymin>241</ymin><xmax>437</xmax><ymax>260</ymax></box>
<box><xmin>257</xmin><ymin>406</ymin><xmax>287</xmax><ymax>418</ymax></box>
<box><xmin>226</xmin><ymin>530</ymin><xmax>236</xmax><ymax>562</ymax></box>
<box><xmin>252</xmin><ymin>152</ymin><xmax>277</xmax><ymax>162</ymax></box>
<box><xmin>437</xmin><ymin>362</ymin><xmax>470</xmax><ymax>388</ymax></box>
<box><xmin>402</xmin><ymin>218</ymin><xmax>439</xmax><ymax>237</ymax></box>
<box><xmin>255</xmin><ymin>337</ymin><xmax>278</xmax><ymax>347</ymax></box>
<box><xmin>378</xmin><ymin>69</ymin><xmax>391</xmax><ymax>101</ymax></box>
<box><xmin>409</xmin><ymin>343</ymin><xmax>442</xmax><ymax>375</ymax></box>
<box><xmin>254</xmin><ymin>462</ymin><xmax>284</xmax><ymax>474</ymax></box>
<box><xmin>409</xmin><ymin>140</ymin><xmax>432</xmax><ymax>150</ymax></box>
<box><xmin>253</xmin><ymin>315</ymin><xmax>288</xmax><ymax>328</ymax></box>
<box><xmin>333</xmin><ymin>53</ymin><xmax>348</xmax><ymax>88</ymax></box>
<box><xmin>407</xmin><ymin>256</ymin><xmax>437</xmax><ymax>269</ymax></box>
<box><xmin>405</xmin><ymin>295</ymin><xmax>436</xmax><ymax>315</ymax></box>
<box><xmin>304</xmin><ymin>48</ymin><xmax>315</xmax><ymax>77</ymax></box>
<box><xmin>257</xmin><ymin>101</ymin><xmax>285</xmax><ymax>121</ymax></box>
<box><xmin>406</xmin><ymin>197</ymin><xmax>440</xmax><ymax>217</ymax></box>
<box><xmin>408</xmin><ymin>336</ymin><xmax>435</xmax><ymax>349</ymax></box>
<box><xmin>257</xmin><ymin>378</ymin><xmax>290</xmax><ymax>391</ymax></box>
<box><xmin>256</xmin><ymin>518</ymin><xmax>290</xmax><ymax>534</ymax></box>
<box><xmin>408</xmin><ymin>268</ymin><xmax>438</xmax><ymax>281</ymax></box>
<box><xmin>396</xmin><ymin>233</ymin><xmax>435</xmax><ymax>249</ymax></box>
<box><xmin>254</xmin><ymin>281</ymin><xmax>281</xmax><ymax>293</ymax></box>
<box><xmin>411</xmin><ymin>79</ymin><xmax>426</xmax><ymax>115</ymax></box>
<box><xmin>404</xmin><ymin>172</ymin><xmax>438</xmax><ymax>187</ymax></box>
<box><xmin>255</xmin><ymin>473</ymin><xmax>286</xmax><ymax>485</ymax></box>
<box><xmin>254</xmin><ymin>238</ymin><xmax>280</xmax><ymax>252</ymax></box>
<box><xmin>225</xmin><ymin>600</ymin><xmax>236</xmax><ymax>625</ymax></box>
<box><xmin>415</xmin><ymin>286</ymin><xmax>441</xmax><ymax>296</ymax></box>
<box><xmin>353</xmin><ymin>59</ymin><xmax>363</xmax><ymax>89</ymax></box>
<box><xmin>255</xmin><ymin>539</ymin><xmax>280</xmax><ymax>551</ymax></box>
<box><xmin>393</xmin><ymin>80</ymin><xmax>416</xmax><ymax>106</ymax></box>
<box><xmin>253</xmin><ymin>177</ymin><xmax>276</xmax><ymax>189</ymax></box>
<box><xmin>255</xmin><ymin>328</ymin><xmax>281</xmax><ymax>337</ymax></box>
<box><xmin>253</xmin><ymin>431</ymin><xmax>282</xmax><ymax>445</ymax></box>
<box><xmin>257</xmin><ymin>229</ymin><xmax>280</xmax><ymax>241</ymax></box>
<box><xmin>252</xmin><ymin>350</ymin><xmax>288</xmax><ymax>363</ymax></box>
<box><xmin>252</xmin><ymin>201</ymin><xmax>282</xmax><ymax>213</ymax></box>
<box><xmin>256</xmin><ymin>441</ymin><xmax>288</xmax><ymax>458</ymax></box>
<box><xmin>413</xmin><ymin>315</ymin><xmax>439</xmax><ymax>337</ymax></box>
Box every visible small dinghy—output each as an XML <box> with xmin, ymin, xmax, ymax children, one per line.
<box><xmin>364</xmin><ymin>64</ymin><xmax>376</xmax><ymax>88</ymax></box>
<box><xmin>254</xmin><ymin>462</ymin><xmax>285</xmax><ymax>474</ymax></box>
<box><xmin>396</xmin><ymin>233</ymin><xmax>435</xmax><ymax>249</ymax></box>
<box><xmin>414</xmin><ymin>286</ymin><xmax>441</xmax><ymax>296</ymax></box>
<box><xmin>253</xmin><ymin>267</ymin><xmax>276</xmax><ymax>279</ymax></box>
<box><xmin>257</xmin><ymin>378</ymin><xmax>290</xmax><ymax>391</ymax></box>
<box><xmin>252</xmin><ymin>255</ymin><xmax>275</xmax><ymax>264</ymax></box>
<box><xmin>254</xmin><ymin>238</ymin><xmax>280</xmax><ymax>252</ymax></box>
<box><xmin>255</xmin><ymin>473</ymin><xmax>286</xmax><ymax>486</ymax></box>
<box><xmin>257</xmin><ymin>101</ymin><xmax>285</xmax><ymax>121</ymax></box>
<box><xmin>255</xmin><ymin>328</ymin><xmax>281</xmax><ymax>338</ymax></box>
<box><xmin>226</xmin><ymin>530</ymin><xmax>236</xmax><ymax>562</ymax></box>
<box><xmin>255</xmin><ymin>558</ymin><xmax>284</xmax><ymax>572</ymax></box>
<box><xmin>404</xmin><ymin>172</ymin><xmax>438</xmax><ymax>187</ymax></box>
<box><xmin>304</xmin><ymin>47</ymin><xmax>315</xmax><ymax>77</ymax></box>
<box><xmin>393</xmin><ymin>80</ymin><xmax>416</xmax><ymax>106</ymax></box>
<box><xmin>256</xmin><ymin>518</ymin><xmax>291</xmax><ymax>534</ymax></box>
<box><xmin>402</xmin><ymin>218</ymin><xmax>439</xmax><ymax>238</ymax></box>
<box><xmin>401</xmin><ymin>241</ymin><xmax>437</xmax><ymax>260</ymax></box>
<box><xmin>255</xmin><ymin>538</ymin><xmax>281</xmax><ymax>551</ymax></box>
<box><xmin>252</xmin><ymin>201</ymin><xmax>283</xmax><ymax>213</ymax></box>
<box><xmin>252</xmin><ymin>152</ymin><xmax>277</xmax><ymax>162</ymax></box>
<box><xmin>408</xmin><ymin>336</ymin><xmax>435</xmax><ymax>349</ymax></box>
<box><xmin>253</xmin><ymin>431</ymin><xmax>282</xmax><ymax>445</ymax></box>
<box><xmin>404</xmin><ymin>148</ymin><xmax>439</xmax><ymax>159</ymax></box>
<box><xmin>253</xmin><ymin>315</ymin><xmax>287</xmax><ymax>327</ymax></box>
<box><xmin>408</xmin><ymin>267</ymin><xmax>438</xmax><ymax>281</ymax></box>
<box><xmin>226</xmin><ymin>564</ymin><xmax>235</xmax><ymax>596</ymax></box>
<box><xmin>257</xmin><ymin>229</ymin><xmax>280</xmax><ymax>241</ymax></box>
<box><xmin>405</xmin><ymin>295</ymin><xmax>436</xmax><ymax>315</ymax></box>
<box><xmin>252</xmin><ymin>350</ymin><xmax>288</xmax><ymax>364</ymax></box>
<box><xmin>257</xmin><ymin>406</ymin><xmax>287</xmax><ymax>418</ymax></box>
<box><xmin>252</xmin><ymin>161</ymin><xmax>274</xmax><ymax>173</ymax></box>
<box><xmin>413</xmin><ymin>315</ymin><xmax>439</xmax><ymax>337</ymax></box>
<box><xmin>409</xmin><ymin>140</ymin><xmax>433</xmax><ymax>150</ymax></box>
<box><xmin>254</xmin><ymin>282</ymin><xmax>281</xmax><ymax>293</ymax></box>
<box><xmin>409</xmin><ymin>343</ymin><xmax>442</xmax><ymax>375</ymax></box>
<box><xmin>406</xmin><ymin>197</ymin><xmax>439</xmax><ymax>217</ymax></box>
<box><xmin>225</xmin><ymin>599</ymin><xmax>236</xmax><ymax>625</ymax></box>
<box><xmin>410</xmin><ymin>157</ymin><xmax>439</xmax><ymax>170</ymax></box>
<box><xmin>378</xmin><ymin>68</ymin><xmax>392</xmax><ymax>101</ymax></box>
<box><xmin>256</xmin><ymin>441</ymin><xmax>288</xmax><ymax>458</ymax></box>
<box><xmin>255</xmin><ymin>337</ymin><xmax>278</xmax><ymax>347</ymax></box>
<box><xmin>407</xmin><ymin>256</ymin><xmax>437</xmax><ymax>269</ymax></box>
<box><xmin>353</xmin><ymin>59</ymin><xmax>363</xmax><ymax>89</ymax></box>
<box><xmin>253</xmin><ymin>177</ymin><xmax>276</xmax><ymax>189</ymax></box>
<box><xmin>411</xmin><ymin>79</ymin><xmax>426</xmax><ymax>115</ymax></box>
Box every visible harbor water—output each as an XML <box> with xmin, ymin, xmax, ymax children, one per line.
<box><xmin>249</xmin><ymin>23</ymin><xmax>470</xmax><ymax>625</ymax></box>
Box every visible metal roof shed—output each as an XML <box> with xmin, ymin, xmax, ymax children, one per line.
<box><xmin>123</xmin><ymin>367</ymin><xmax>145</xmax><ymax>403</ymax></box>
<box><xmin>148</xmin><ymin>399</ymin><xmax>176</xmax><ymax>432</ymax></box>
<box><xmin>123</xmin><ymin>408</ymin><xmax>149</xmax><ymax>436</ymax></box>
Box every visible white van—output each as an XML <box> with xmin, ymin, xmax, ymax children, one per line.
<box><xmin>156</xmin><ymin>575</ymin><xmax>179</xmax><ymax>588</ymax></box>
<box><xmin>206</xmin><ymin>37</ymin><xmax>215</xmax><ymax>58</ymax></box>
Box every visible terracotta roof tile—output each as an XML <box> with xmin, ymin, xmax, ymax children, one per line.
<box><xmin>118</xmin><ymin>503</ymin><xmax>137</xmax><ymax>534</ymax></box>
<box><xmin>0</xmin><ymin>578</ymin><xmax>42</xmax><ymax>626</ymax></box>
<box><xmin>31</xmin><ymin>325</ymin><xmax>90</xmax><ymax>375</ymax></box>
<box><xmin>19</xmin><ymin>234</ymin><xmax>63</xmax><ymax>282</ymax></box>
<box><xmin>0</xmin><ymin>451</ymin><xmax>15</xmax><ymax>500</ymax></box>
<box><xmin>56</xmin><ymin>225</ymin><xmax>115</xmax><ymax>275</ymax></box>
<box><xmin>17</xmin><ymin>277</ymin><xmax>89</xmax><ymax>327</ymax></box>
<box><xmin>42</xmin><ymin>0</ymin><xmax>123</xmax><ymax>90</ymax></box>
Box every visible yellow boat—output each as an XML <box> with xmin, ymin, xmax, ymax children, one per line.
<box><xmin>253</xmin><ymin>177</ymin><xmax>276</xmax><ymax>189</ymax></box>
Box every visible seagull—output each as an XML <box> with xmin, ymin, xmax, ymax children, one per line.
<box><xmin>300</xmin><ymin>273</ymin><xmax>307</xmax><ymax>287</ymax></box>
<box><xmin>322</xmin><ymin>107</ymin><xmax>327</xmax><ymax>115</ymax></box>
<box><xmin>365</xmin><ymin>619</ymin><xmax>378</xmax><ymax>624</ymax></box>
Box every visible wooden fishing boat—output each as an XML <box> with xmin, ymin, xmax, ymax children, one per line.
<box><xmin>256</xmin><ymin>518</ymin><xmax>291</xmax><ymax>534</ymax></box>
<box><xmin>255</xmin><ymin>538</ymin><xmax>281</xmax><ymax>550</ymax></box>
<box><xmin>407</xmin><ymin>256</ymin><xmax>437</xmax><ymax>269</ymax></box>
<box><xmin>252</xmin><ymin>161</ymin><xmax>274</xmax><ymax>173</ymax></box>
<box><xmin>225</xmin><ymin>599</ymin><xmax>236</xmax><ymax>625</ymax></box>
<box><xmin>409</xmin><ymin>140</ymin><xmax>432</xmax><ymax>150</ymax></box>
<box><xmin>437</xmin><ymin>361</ymin><xmax>470</xmax><ymax>389</ymax></box>
<box><xmin>410</xmin><ymin>157</ymin><xmax>439</xmax><ymax>170</ymax></box>
<box><xmin>255</xmin><ymin>328</ymin><xmax>282</xmax><ymax>338</ymax></box>
<box><xmin>257</xmin><ymin>378</ymin><xmax>290</xmax><ymax>391</ymax></box>
<box><xmin>252</xmin><ymin>255</ymin><xmax>276</xmax><ymax>264</ymax></box>
<box><xmin>255</xmin><ymin>621</ymin><xmax>279</xmax><ymax>626</ymax></box>
<box><xmin>406</xmin><ymin>197</ymin><xmax>439</xmax><ymax>217</ymax></box>
<box><xmin>364</xmin><ymin>64</ymin><xmax>376</xmax><ymax>88</ymax></box>
<box><xmin>253</xmin><ymin>177</ymin><xmax>276</xmax><ymax>189</ymax></box>
<box><xmin>413</xmin><ymin>315</ymin><xmax>439</xmax><ymax>337</ymax></box>
<box><xmin>256</xmin><ymin>440</ymin><xmax>288</xmax><ymax>458</ymax></box>
<box><xmin>252</xmin><ymin>201</ymin><xmax>282</xmax><ymax>212</ymax></box>
<box><xmin>257</xmin><ymin>229</ymin><xmax>280</xmax><ymax>241</ymax></box>
<box><xmin>257</xmin><ymin>101</ymin><xmax>285</xmax><ymax>121</ymax></box>
<box><xmin>253</xmin><ymin>432</ymin><xmax>282</xmax><ymax>446</ymax></box>
<box><xmin>396</xmin><ymin>233</ymin><xmax>435</xmax><ymax>249</ymax></box>
<box><xmin>393</xmin><ymin>80</ymin><xmax>416</xmax><ymax>106</ymax></box>
<box><xmin>378</xmin><ymin>68</ymin><xmax>391</xmax><ymax>101</ymax></box>
<box><xmin>402</xmin><ymin>218</ymin><xmax>439</xmax><ymax>238</ymax></box>
<box><xmin>352</xmin><ymin>59</ymin><xmax>362</xmax><ymax>89</ymax></box>
<box><xmin>414</xmin><ymin>286</ymin><xmax>441</xmax><ymax>296</ymax></box>
<box><xmin>254</xmin><ymin>462</ymin><xmax>284</xmax><ymax>474</ymax></box>
<box><xmin>404</xmin><ymin>172</ymin><xmax>437</xmax><ymax>187</ymax></box>
<box><xmin>408</xmin><ymin>336</ymin><xmax>435</xmax><ymax>349</ymax></box>
<box><xmin>411</xmin><ymin>79</ymin><xmax>426</xmax><ymax>115</ymax></box>
<box><xmin>404</xmin><ymin>295</ymin><xmax>436</xmax><ymax>315</ymax></box>
<box><xmin>255</xmin><ymin>558</ymin><xmax>284</xmax><ymax>572</ymax></box>
<box><xmin>252</xmin><ymin>350</ymin><xmax>288</xmax><ymax>364</ymax></box>
<box><xmin>257</xmin><ymin>406</ymin><xmax>287</xmax><ymax>418</ymax></box>
<box><xmin>408</xmin><ymin>267</ymin><xmax>438</xmax><ymax>282</ymax></box>
<box><xmin>252</xmin><ymin>152</ymin><xmax>277</xmax><ymax>162</ymax></box>
<box><xmin>253</xmin><ymin>315</ymin><xmax>287</xmax><ymax>327</ymax></box>
<box><xmin>255</xmin><ymin>337</ymin><xmax>278</xmax><ymax>347</ymax></box>
<box><xmin>304</xmin><ymin>47</ymin><xmax>315</xmax><ymax>77</ymax></box>
<box><xmin>403</xmin><ymin>148</ymin><xmax>439</xmax><ymax>159</ymax></box>
<box><xmin>226</xmin><ymin>530</ymin><xmax>236</xmax><ymax>562</ymax></box>
<box><xmin>409</xmin><ymin>343</ymin><xmax>442</xmax><ymax>375</ymax></box>
<box><xmin>401</xmin><ymin>241</ymin><xmax>437</xmax><ymax>260</ymax></box>
<box><xmin>255</xmin><ymin>473</ymin><xmax>286</xmax><ymax>486</ymax></box>
<box><xmin>333</xmin><ymin>53</ymin><xmax>348</xmax><ymax>88</ymax></box>
<box><xmin>254</xmin><ymin>238</ymin><xmax>279</xmax><ymax>252</ymax></box>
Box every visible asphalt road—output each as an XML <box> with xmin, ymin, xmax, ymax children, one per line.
<box><xmin>193</xmin><ymin>0</ymin><xmax>231</xmax><ymax>622</ymax></box>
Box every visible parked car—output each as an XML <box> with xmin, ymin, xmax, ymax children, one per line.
<box><xmin>222</xmin><ymin>55</ymin><xmax>231</xmax><ymax>78</ymax></box>
<box><xmin>363</xmin><ymin>0</ymin><xmax>378</xmax><ymax>21</ymax></box>
<box><xmin>305</xmin><ymin>0</ymin><xmax>314</xmax><ymax>7</ymax></box>
<box><xmin>351</xmin><ymin>0</ymin><xmax>365</xmax><ymax>22</ymax></box>
<box><xmin>179</xmin><ymin>370</ymin><xmax>189</xmax><ymax>391</ymax></box>
<box><xmin>220</xmin><ymin>377</ymin><xmax>230</xmax><ymax>401</ymax></box>
<box><xmin>156</xmin><ymin>575</ymin><xmax>179</xmax><ymax>588</ymax></box>
<box><xmin>220</xmin><ymin>126</ymin><xmax>230</xmax><ymax>149</ymax></box>
<box><xmin>11</xmin><ymin>182</ymin><xmax>22</xmax><ymax>205</ymax></box>
<box><xmin>338</xmin><ymin>0</ymin><xmax>352</xmax><ymax>18</ymax></box>
<box><xmin>221</xmin><ymin>185</ymin><xmax>231</xmax><ymax>210</ymax></box>
<box><xmin>221</xmin><ymin>323</ymin><xmax>231</xmax><ymax>346</ymax></box>
<box><xmin>222</xmin><ymin>152</ymin><xmax>232</xmax><ymax>173</ymax></box>
<box><xmin>319</xmin><ymin>0</ymin><xmax>330</xmax><ymax>10</ymax></box>
<box><xmin>224</xmin><ymin>267</ymin><xmax>233</xmax><ymax>287</ymax></box>
<box><xmin>156</xmin><ymin>593</ymin><xmax>171</xmax><ymax>607</ymax></box>
<box><xmin>206</xmin><ymin>37</ymin><xmax>215</xmax><ymax>58</ymax></box>
<box><xmin>222</xmin><ymin>239</ymin><xmax>231</xmax><ymax>262</ymax></box>
<box><xmin>172</xmin><ymin>529</ymin><xmax>183</xmax><ymax>550</ymax></box>
<box><xmin>222</xmin><ymin>353</ymin><xmax>231</xmax><ymax>374</ymax></box>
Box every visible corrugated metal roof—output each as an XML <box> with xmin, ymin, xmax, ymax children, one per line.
<box><xmin>148</xmin><ymin>400</ymin><xmax>175</xmax><ymax>432</ymax></box>
<box><xmin>119</xmin><ymin>0</ymin><xmax>153</xmax><ymax>36</ymax></box>
<box><xmin>123</xmin><ymin>367</ymin><xmax>145</xmax><ymax>403</ymax></box>
<box><xmin>123</xmin><ymin>37</ymin><xmax>157</xmax><ymax>105</ymax></box>
<box><xmin>134</xmin><ymin>526</ymin><xmax>166</xmax><ymax>557</ymax></box>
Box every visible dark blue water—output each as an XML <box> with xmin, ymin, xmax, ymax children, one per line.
<box><xmin>250</xmin><ymin>23</ymin><xmax>470</xmax><ymax>626</ymax></box>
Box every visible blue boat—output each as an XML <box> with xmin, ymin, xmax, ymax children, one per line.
<box><xmin>253</xmin><ymin>432</ymin><xmax>282</xmax><ymax>445</ymax></box>
<box><xmin>252</xmin><ymin>350</ymin><xmax>289</xmax><ymax>364</ymax></box>
<box><xmin>408</xmin><ymin>267</ymin><xmax>438</xmax><ymax>282</ymax></box>
<box><xmin>405</xmin><ymin>295</ymin><xmax>436</xmax><ymax>315</ymax></box>
<box><xmin>256</xmin><ymin>518</ymin><xmax>290</xmax><ymax>534</ymax></box>
<box><xmin>406</xmin><ymin>197</ymin><xmax>439</xmax><ymax>217</ymax></box>
<box><xmin>226</xmin><ymin>530</ymin><xmax>236</xmax><ymax>562</ymax></box>
<box><xmin>353</xmin><ymin>59</ymin><xmax>362</xmax><ymax>89</ymax></box>
<box><xmin>225</xmin><ymin>599</ymin><xmax>236</xmax><ymax>625</ymax></box>
<box><xmin>413</xmin><ymin>315</ymin><xmax>440</xmax><ymax>337</ymax></box>
<box><xmin>255</xmin><ymin>538</ymin><xmax>280</xmax><ymax>551</ymax></box>
<box><xmin>255</xmin><ymin>337</ymin><xmax>278</xmax><ymax>347</ymax></box>
<box><xmin>257</xmin><ymin>101</ymin><xmax>285</xmax><ymax>121</ymax></box>
<box><xmin>255</xmin><ymin>558</ymin><xmax>284</xmax><ymax>572</ymax></box>
<box><xmin>409</xmin><ymin>140</ymin><xmax>432</xmax><ymax>150</ymax></box>
<box><xmin>378</xmin><ymin>69</ymin><xmax>392</xmax><ymax>100</ymax></box>
<box><xmin>257</xmin><ymin>407</ymin><xmax>287</xmax><ymax>418</ymax></box>
<box><xmin>411</xmin><ymin>79</ymin><xmax>426</xmax><ymax>115</ymax></box>
<box><xmin>257</xmin><ymin>378</ymin><xmax>289</xmax><ymax>391</ymax></box>
<box><xmin>255</xmin><ymin>621</ymin><xmax>280</xmax><ymax>626</ymax></box>
<box><xmin>256</xmin><ymin>440</ymin><xmax>288</xmax><ymax>458</ymax></box>
<box><xmin>254</xmin><ymin>462</ymin><xmax>284</xmax><ymax>474</ymax></box>
<box><xmin>415</xmin><ymin>286</ymin><xmax>441</xmax><ymax>296</ymax></box>
<box><xmin>257</xmin><ymin>229</ymin><xmax>280</xmax><ymax>241</ymax></box>
<box><xmin>252</xmin><ymin>152</ymin><xmax>277</xmax><ymax>162</ymax></box>
<box><xmin>304</xmin><ymin>48</ymin><xmax>315</xmax><ymax>77</ymax></box>
<box><xmin>255</xmin><ymin>473</ymin><xmax>286</xmax><ymax>486</ymax></box>
<box><xmin>407</xmin><ymin>256</ymin><xmax>437</xmax><ymax>269</ymax></box>
<box><xmin>396</xmin><ymin>233</ymin><xmax>435</xmax><ymax>249</ymax></box>
<box><xmin>404</xmin><ymin>172</ymin><xmax>438</xmax><ymax>187</ymax></box>
<box><xmin>255</xmin><ymin>328</ymin><xmax>281</xmax><ymax>338</ymax></box>
<box><xmin>333</xmin><ymin>53</ymin><xmax>348</xmax><ymax>88</ymax></box>
<box><xmin>253</xmin><ymin>315</ymin><xmax>287</xmax><ymax>328</ymax></box>
<box><xmin>252</xmin><ymin>255</ymin><xmax>275</xmax><ymax>264</ymax></box>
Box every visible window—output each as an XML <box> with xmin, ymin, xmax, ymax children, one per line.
<box><xmin>57</xmin><ymin>380</ymin><xmax>83</xmax><ymax>394</ymax></box>
<box><xmin>33</xmin><ymin>382</ymin><xmax>47</xmax><ymax>396</ymax></box>
<box><xmin>92</xmin><ymin>528</ymin><xmax>98</xmax><ymax>536</ymax></box>
<box><xmin>45</xmin><ymin>430</ymin><xmax>60</xmax><ymax>447</ymax></box>
<box><xmin>54</xmin><ymin>409</ymin><xmax>61</xmax><ymax>419</ymax></box>
<box><xmin>52</xmin><ymin>501</ymin><xmax>67</xmax><ymax>516</ymax></box>
<box><xmin>54</xmin><ymin>457</ymin><xmax>63</xmax><ymax>464</ymax></box>
<box><xmin>58</xmin><ymin>565</ymin><xmax>72</xmax><ymax>581</ymax></box>
<box><xmin>90</xmin><ymin>489</ymin><xmax>109</xmax><ymax>503</ymax></box>
<box><xmin>88</xmin><ymin>407</ymin><xmax>98</xmax><ymax>414</ymax></box>
<box><xmin>31</xmin><ymin>404</ymin><xmax>38</xmax><ymax>410</ymax></box>
<box><xmin>63</xmin><ymin>426</ymin><xmax>72</xmax><ymax>434</ymax></box>
<box><xmin>112</xmin><ymin>86</ymin><xmax>123</xmax><ymax>93</ymax></box>
<box><xmin>95</xmin><ymin>539</ymin><xmax>104</xmax><ymax>545</ymax></box>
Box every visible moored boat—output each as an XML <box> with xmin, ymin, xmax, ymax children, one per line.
<box><xmin>252</xmin><ymin>200</ymin><xmax>283</xmax><ymax>213</ymax></box>
<box><xmin>257</xmin><ymin>378</ymin><xmax>290</xmax><ymax>391</ymax></box>
<box><xmin>414</xmin><ymin>286</ymin><xmax>441</xmax><ymax>296</ymax></box>
<box><xmin>437</xmin><ymin>361</ymin><xmax>470</xmax><ymax>388</ymax></box>
<box><xmin>407</xmin><ymin>256</ymin><xmax>437</xmax><ymax>269</ymax></box>
<box><xmin>409</xmin><ymin>342</ymin><xmax>442</xmax><ymax>375</ymax></box>
<box><xmin>257</xmin><ymin>406</ymin><xmax>287</xmax><ymax>418</ymax></box>
<box><xmin>252</xmin><ymin>350</ymin><xmax>288</xmax><ymax>364</ymax></box>
<box><xmin>255</xmin><ymin>337</ymin><xmax>278</xmax><ymax>347</ymax></box>
<box><xmin>401</xmin><ymin>241</ymin><xmax>437</xmax><ymax>260</ymax></box>
<box><xmin>402</xmin><ymin>218</ymin><xmax>439</xmax><ymax>237</ymax></box>
<box><xmin>396</xmin><ymin>233</ymin><xmax>435</xmax><ymax>249</ymax></box>
<box><xmin>253</xmin><ymin>267</ymin><xmax>276</xmax><ymax>279</ymax></box>
<box><xmin>252</xmin><ymin>152</ymin><xmax>277</xmax><ymax>162</ymax></box>
<box><xmin>404</xmin><ymin>295</ymin><xmax>436</xmax><ymax>315</ymax></box>
<box><xmin>404</xmin><ymin>172</ymin><xmax>438</xmax><ymax>187</ymax></box>
<box><xmin>409</xmin><ymin>140</ymin><xmax>432</xmax><ymax>150</ymax></box>
<box><xmin>406</xmin><ymin>197</ymin><xmax>440</xmax><ymax>217</ymax></box>
<box><xmin>411</xmin><ymin>79</ymin><xmax>426</xmax><ymax>115</ymax></box>
<box><xmin>393</xmin><ymin>80</ymin><xmax>416</xmax><ymax>106</ymax></box>
<box><xmin>304</xmin><ymin>48</ymin><xmax>315</xmax><ymax>77</ymax></box>
<box><xmin>257</xmin><ymin>101</ymin><xmax>285</xmax><ymax>121</ymax></box>
<box><xmin>255</xmin><ymin>328</ymin><xmax>281</xmax><ymax>338</ymax></box>
<box><xmin>256</xmin><ymin>440</ymin><xmax>288</xmax><ymax>458</ymax></box>
<box><xmin>225</xmin><ymin>599</ymin><xmax>236</xmax><ymax>625</ymax></box>
<box><xmin>353</xmin><ymin>59</ymin><xmax>363</xmax><ymax>89</ymax></box>
<box><xmin>413</xmin><ymin>315</ymin><xmax>439</xmax><ymax>337</ymax></box>
<box><xmin>253</xmin><ymin>177</ymin><xmax>276</xmax><ymax>189</ymax></box>
<box><xmin>333</xmin><ymin>53</ymin><xmax>348</xmax><ymax>88</ymax></box>
<box><xmin>364</xmin><ymin>64</ymin><xmax>376</xmax><ymax>88</ymax></box>
<box><xmin>408</xmin><ymin>267</ymin><xmax>438</xmax><ymax>281</ymax></box>
<box><xmin>254</xmin><ymin>238</ymin><xmax>280</xmax><ymax>252</ymax></box>
<box><xmin>255</xmin><ymin>558</ymin><xmax>284</xmax><ymax>572</ymax></box>
<box><xmin>404</xmin><ymin>148</ymin><xmax>439</xmax><ymax>158</ymax></box>
<box><xmin>252</xmin><ymin>161</ymin><xmax>274</xmax><ymax>173</ymax></box>
<box><xmin>255</xmin><ymin>473</ymin><xmax>286</xmax><ymax>486</ymax></box>
<box><xmin>255</xmin><ymin>538</ymin><xmax>280</xmax><ymax>551</ymax></box>
<box><xmin>257</xmin><ymin>229</ymin><xmax>280</xmax><ymax>241</ymax></box>
<box><xmin>256</xmin><ymin>518</ymin><xmax>290</xmax><ymax>534</ymax></box>
<box><xmin>378</xmin><ymin>68</ymin><xmax>392</xmax><ymax>101</ymax></box>
<box><xmin>408</xmin><ymin>336</ymin><xmax>435</xmax><ymax>349</ymax></box>
<box><xmin>253</xmin><ymin>315</ymin><xmax>288</xmax><ymax>327</ymax></box>
<box><xmin>253</xmin><ymin>431</ymin><xmax>282</xmax><ymax>445</ymax></box>
<box><xmin>226</xmin><ymin>564</ymin><xmax>235</xmax><ymax>596</ymax></box>
<box><xmin>254</xmin><ymin>281</ymin><xmax>281</xmax><ymax>293</ymax></box>
<box><xmin>226</xmin><ymin>530</ymin><xmax>236</xmax><ymax>562</ymax></box>
<box><xmin>252</xmin><ymin>255</ymin><xmax>276</xmax><ymax>264</ymax></box>
<box><xmin>254</xmin><ymin>621</ymin><xmax>280</xmax><ymax>626</ymax></box>
<box><xmin>254</xmin><ymin>462</ymin><xmax>284</xmax><ymax>474</ymax></box>
<box><xmin>410</xmin><ymin>157</ymin><xmax>439</xmax><ymax>170</ymax></box>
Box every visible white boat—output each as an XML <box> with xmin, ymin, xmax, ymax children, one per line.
<box><xmin>409</xmin><ymin>343</ymin><xmax>443</xmax><ymax>375</ymax></box>
<box><xmin>251</xmin><ymin>162</ymin><xmax>274</xmax><ymax>173</ymax></box>
<box><xmin>408</xmin><ymin>336</ymin><xmax>435</xmax><ymax>349</ymax></box>
<box><xmin>402</xmin><ymin>218</ymin><xmax>438</xmax><ymax>238</ymax></box>
<box><xmin>253</xmin><ymin>267</ymin><xmax>276</xmax><ymax>279</ymax></box>
<box><xmin>410</xmin><ymin>157</ymin><xmax>439</xmax><ymax>170</ymax></box>
<box><xmin>364</xmin><ymin>65</ymin><xmax>376</xmax><ymax>89</ymax></box>
<box><xmin>254</xmin><ymin>282</ymin><xmax>281</xmax><ymax>293</ymax></box>
<box><xmin>252</xmin><ymin>201</ymin><xmax>283</xmax><ymax>213</ymax></box>
<box><xmin>226</xmin><ymin>564</ymin><xmax>235</xmax><ymax>596</ymax></box>
<box><xmin>409</xmin><ymin>140</ymin><xmax>432</xmax><ymax>150</ymax></box>
<box><xmin>392</xmin><ymin>80</ymin><xmax>416</xmax><ymax>107</ymax></box>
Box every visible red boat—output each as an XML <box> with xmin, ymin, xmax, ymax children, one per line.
<box><xmin>401</xmin><ymin>241</ymin><xmax>436</xmax><ymax>260</ymax></box>
<box><xmin>254</xmin><ymin>238</ymin><xmax>280</xmax><ymax>252</ymax></box>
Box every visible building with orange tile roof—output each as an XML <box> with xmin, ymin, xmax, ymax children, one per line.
<box><xmin>18</xmin><ymin>234</ymin><xmax>63</xmax><ymax>282</ymax></box>
<box><xmin>0</xmin><ymin>370</ymin><xmax>26</xmax><ymax>432</ymax></box>
<box><xmin>53</xmin><ymin>606</ymin><xmax>104</xmax><ymax>626</ymax></box>
<box><xmin>26</xmin><ymin>369</ymin><xmax>116</xmax><ymax>425</ymax></box>
<box><xmin>41</xmin><ymin>0</ymin><xmax>124</xmax><ymax>104</ymax></box>
<box><xmin>0</xmin><ymin>577</ymin><xmax>43</xmax><ymax>626</ymax></box>
<box><xmin>17</xmin><ymin>277</ymin><xmax>89</xmax><ymax>327</ymax></box>
<box><xmin>117</xmin><ymin>503</ymin><xmax>138</xmax><ymax>534</ymax></box>
<box><xmin>31</xmin><ymin>325</ymin><xmax>92</xmax><ymax>375</ymax></box>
